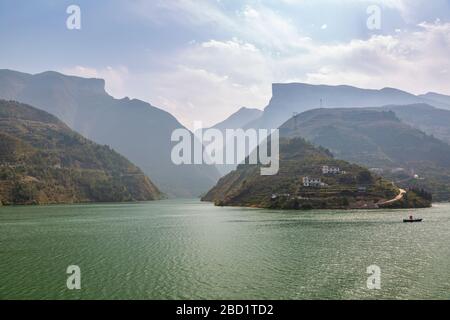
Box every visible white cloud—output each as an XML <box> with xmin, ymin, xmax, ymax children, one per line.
<box><xmin>288</xmin><ymin>20</ymin><xmax>450</xmax><ymax>94</ymax></box>
<box><xmin>144</xmin><ymin>39</ymin><xmax>272</xmax><ymax>128</ymax></box>
<box><xmin>348</xmin><ymin>0</ymin><xmax>450</xmax><ymax>24</ymax></box>
<box><xmin>63</xmin><ymin>2</ymin><xmax>450</xmax><ymax>128</ymax></box>
<box><xmin>162</xmin><ymin>18</ymin><xmax>450</xmax><ymax>126</ymax></box>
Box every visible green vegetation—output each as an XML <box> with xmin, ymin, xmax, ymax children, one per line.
<box><xmin>280</xmin><ymin>108</ymin><xmax>450</xmax><ymax>201</ymax></box>
<box><xmin>0</xmin><ymin>100</ymin><xmax>162</xmax><ymax>205</ymax></box>
<box><xmin>202</xmin><ymin>138</ymin><xmax>431</xmax><ymax>210</ymax></box>
<box><xmin>0</xmin><ymin>69</ymin><xmax>220</xmax><ymax>198</ymax></box>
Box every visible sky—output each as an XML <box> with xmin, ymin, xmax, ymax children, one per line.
<box><xmin>1</xmin><ymin>0</ymin><xmax>450</xmax><ymax>128</ymax></box>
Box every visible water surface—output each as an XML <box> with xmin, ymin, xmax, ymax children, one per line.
<box><xmin>1</xmin><ymin>200</ymin><xmax>449</xmax><ymax>299</ymax></box>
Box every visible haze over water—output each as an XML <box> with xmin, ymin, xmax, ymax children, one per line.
<box><xmin>1</xmin><ymin>200</ymin><xmax>449</xmax><ymax>300</ymax></box>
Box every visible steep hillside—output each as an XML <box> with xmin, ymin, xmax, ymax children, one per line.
<box><xmin>380</xmin><ymin>104</ymin><xmax>450</xmax><ymax>145</ymax></box>
<box><xmin>0</xmin><ymin>100</ymin><xmax>162</xmax><ymax>205</ymax></box>
<box><xmin>0</xmin><ymin>69</ymin><xmax>220</xmax><ymax>197</ymax></box>
<box><xmin>208</xmin><ymin>107</ymin><xmax>263</xmax><ymax>176</ymax></box>
<box><xmin>419</xmin><ymin>92</ymin><xmax>450</xmax><ymax>110</ymax></box>
<box><xmin>211</xmin><ymin>107</ymin><xmax>263</xmax><ymax>131</ymax></box>
<box><xmin>246</xmin><ymin>83</ymin><xmax>429</xmax><ymax>130</ymax></box>
<box><xmin>202</xmin><ymin>138</ymin><xmax>430</xmax><ymax>209</ymax></box>
<box><xmin>280</xmin><ymin>108</ymin><xmax>450</xmax><ymax>201</ymax></box>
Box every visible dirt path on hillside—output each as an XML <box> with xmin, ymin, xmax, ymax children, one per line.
<box><xmin>378</xmin><ymin>188</ymin><xmax>406</xmax><ymax>206</ymax></box>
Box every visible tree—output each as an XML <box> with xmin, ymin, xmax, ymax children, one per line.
<box><xmin>357</xmin><ymin>170</ymin><xmax>373</xmax><ymax>185</ymax></box>
<box><xmin>12</xmin><ymin>182</ymin><xmax>38</xmax><ymax>204</ymax></box>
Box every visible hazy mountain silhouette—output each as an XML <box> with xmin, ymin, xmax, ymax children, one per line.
<box><xmin>379</xmin><ymin>103</ymin><xmax>450</xmax><ymax>145</ymax></box>
<box><xmin>212</xmin><ymin>107</ymin><xmax>262</xmax><ymax>131</ymax></box>
<box><xmin>0</xmin><ymin>69</ymin><xmax>220</xmax><ymax>197</ymax></box>
<box><xmin>213</xmin><ymin>83</ymin><xmax>450</xmax><ymax>176</ymax></box>
<box><xmin>209</xmin><ymin>107</ymin><xmax>263</xmax><ymax>176</ymax></box>
<box><xmin>244</xmin><ymin>83</ymin><xmax>450</xmax><ymax>130</ymax></box>
<box><xmin>418</xmin><ymin>92</ymin><xmax>450</xmax><ymax>110</ymax></box>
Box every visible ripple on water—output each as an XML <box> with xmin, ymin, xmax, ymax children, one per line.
<box><xmin>0</xmin><ymin>200</ymin><xmax>449</xmax><ymax>299</ymax></box>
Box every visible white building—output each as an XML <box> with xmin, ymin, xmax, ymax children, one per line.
<box><xmin>271</xmin><ymin>193</ymin><xmax>291</xmax><ymax>199</ymax></box>
<box><xmin>322</xmin><ymin>165</ymin><xmax>341</xmax><ymax>174</ymax></box>
<box><xmin>303</xmin><ymin>177</ymin><xmax>326</xmax><ymax>187</ymax></box>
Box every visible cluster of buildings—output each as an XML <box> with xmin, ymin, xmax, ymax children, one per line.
<box><xmin>302</xmin><ymin>166</ymin><xmax>344</xmax><ymax>188</ymax></box>
<box><xmin>322</xmin><ymin>165</ymin><xmax>345</xmax><ymax>175</ymax></box>
<box><xmin>302</xmin><ymin>177</ymin><xmax>327</xmax><ymax>188</ymax></box>
<box><xmin>271</xmin><ymin>165</ymin><xmax>353</xmax><ymax>200</ymax></box>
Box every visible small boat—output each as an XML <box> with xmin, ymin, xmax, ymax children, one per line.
<box><xmin>403</xmin><ymin>218</ymin><xmax>423</xmax><ymax>223</ymax></box>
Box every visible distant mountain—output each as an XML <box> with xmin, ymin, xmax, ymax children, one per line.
<box><xmin>202</xmin><ymin>137</ymin><xmax>431</xmax><ymax>209</ymax></box>
<box><xmin>0</xmin><ymin>100</ymin><xmax>162</xmax><ymax>205</ymax></box>
<box><xmin>0</xmin><ymin>69</ymin><xmax>220</xmax><ymax>197</ymax></box>
<box><xmin>418</xmin><ymin>92</ymin><xmax>450</xmax><ymax>110</ymax></box>
<box><xmin>211</xmin><ymin>107</ymin><xmax>262</xmax><ymax>131</ymax></box>
<box><xmin>280</xmin><ymin>108</ymin><xmax>450</xmax><ymax>201</ymax></box>
<box><xmin>209</xmin><ymin>107</ymin><xmax>263</xmax><ymax>177</ymax></box>
<box><xmin>244</xmin><ymin>83</ymin><xmax>448</xmax><ymax>130</ymax></box>
<box><xmin>379</xmin><ymin>103</ymin><xmax>450</xmax><ymax>145</ymax></box>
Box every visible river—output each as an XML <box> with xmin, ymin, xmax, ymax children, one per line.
<box><xmin>1</xmin><ymin>200</ymin><xmax>449</xmax><ymax>299</ymax></box>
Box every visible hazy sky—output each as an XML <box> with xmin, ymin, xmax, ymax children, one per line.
<box><xmin>1</xmin><ymin>0</ymin><xmax>450</xmax><ymax>128</ymax></box>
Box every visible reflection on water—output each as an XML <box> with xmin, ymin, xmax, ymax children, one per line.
<box><xmin>0</xmin><ymin>200</ymin><xmax>449</xmax><ymax>299</ymax></box>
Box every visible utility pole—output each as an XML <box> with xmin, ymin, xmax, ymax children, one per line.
<box><xmin>293</xmin><ymin>112</ymin><xmax>298</xmax><ymax>128</ymax></box>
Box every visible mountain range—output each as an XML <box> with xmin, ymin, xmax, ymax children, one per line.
<box><xmin>0</xmin><ymin>69</ymin><xmax>220</xmax><ymax>197</ymax></box>
<box><xmin>3</xmin><ymin>68</ymin><xmax>450</xmax><ymax>204</ymax></box>
<box><xmin>209</xmin><ymin>83</ymin><xmax>450</xmax><ymax>201</ymax></box>
<box><xmin>235</xmin><ymin>83</ymin><xmax>450</xmax><ymax>131</ymax></box>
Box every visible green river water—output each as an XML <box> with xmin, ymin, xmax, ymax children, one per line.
<box><xmin>0</xmin><ymin>200</ymin><xmax>449</xmax><ymax>300</ymax></box>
